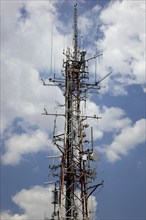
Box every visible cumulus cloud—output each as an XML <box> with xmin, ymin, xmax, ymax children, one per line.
<box><xmin>97</xmin><ymin>106</ymin><xmax>131</xmax><ymax>133</ymax></box>
<box><xmin>1</xmin><ymin>129</ymin><xmax>54</xmax><ymax>165</ymax></box>
<box><xmin>1</xmin><ymin>54</ymin><xmax>64</xmax><ymax>134</ymax></box>
<box><xmin>79</xmin><ymin>14</ymin><xmax>93</xmax><ymax>35</ymax></box>
<box><xmin>0</xmin><ymin>185</ymin><xmax>97</xmax><ymax>220</ymax></box>
<box><xmin>98</xmin><ymin>119</ymin><xmax>146</xmax><ymax>163</ymax></box>
<box><xmin>96</xmin><ymin>0</ymin><xmax>145</xmax><ymax>94</ymax></box>
<box><xmin>1</xmin><ymin>1</ymin><xmax>64</xmax><ymax>71</ymax></box>
<box><xmin>83</xmin><ymin>100</ymin><xmax>132</xmax><ymax>140</ymax></box>
<box><xmin>1</xmin><ymin>1</ymin><xmax>66</xmax><ymax>134</ymax></box>
<box><xmin>0</xmin><ymin>212</ymin><xmax>27</xmax><ymax>220</ymax></box>
<box><xmin>83</xmin><ymin>100</ymin><xmax>145</xmax><ymax>163</ymax></box>
<box><xmin>0</xmin><ymin>185</ymin><xmax>53</xmax><ymax>220</ymax></box>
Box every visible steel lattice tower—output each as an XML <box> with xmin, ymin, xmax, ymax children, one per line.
<box><xmin>42</xmin><ymin>2</ymin><xmax>104</xmax><ymax>220</ymax></box>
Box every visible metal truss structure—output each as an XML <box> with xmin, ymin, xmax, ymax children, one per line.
<box><xmin>42</xmin><ymin>3</ymin><xmax>106</xmax><ymax>220</ymax></box>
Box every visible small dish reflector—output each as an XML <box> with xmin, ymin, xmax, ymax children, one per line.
<box><xmin>90</xmin><ymin>153</ymin><xmax>100</xmax><ymax>161</ymax></box>
<box><xmin>83</xmin><ymin>154</ymin><xmax>87</xmax><ymax>161</ymax></box>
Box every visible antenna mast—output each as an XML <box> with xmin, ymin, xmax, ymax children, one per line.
<box><xmin>74</xmin><ymin>2</ymin><xmax>78</xmax><ymax>60</ymax></box>
<box><xmin>42</xmin><ymin>2</ymin><xmax>104</xmax><ymax>220</ymax></box>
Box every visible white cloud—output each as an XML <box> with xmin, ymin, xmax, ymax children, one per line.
<box><xmin>98</xmin><ymin>119</ymin><xmax>146</xmax><ymax>163</ymax></box>
<box><xmin>143</xmin><ymin>87</ymin><xmax>146</xmax><ymax>93</ymax></box>
<box><xmin>96</xmin><ymin>0</ymin><xmax>145</xmax><ymax>94</ymax></box>
<box><xmin>0</xmin><ymin>185</ymin><xmax>53</xmax><ymax>220</ymax></box>
<box><xmin>1</xmin><ymin>129</ymin><xmax>54</xmax><ymax>165</ymax></box>
<box><xmin>1</xmin><ymin>1</ymin><xmax>62</xmax><ymax>70</ymax></box>
<box><xmin>0</xmin><ymin>185</ymin><xmax>97</xmax><ymax>220</ymax></box>
<box><xmin>84</xmin><ymin>100</ymin><xmax>131</xmax><ymax>140</ymax></box>
<box><xmin>1</xmin><ymin>54</ymin><xmax>64</xmax><ymax>134</ymax></box>
<box><xmin>79</xmin><ymin>15</ymin><xmax>93</xmax><ymax>35</ymax></box>
<box><xmin>0</xmin><ymin>212</ymin><xmax>27</xmax><ymax>220</ymax></box>
<box><xmin>98</xmin><ymin>106</ymin><xmax>131</xmax><ymax>132</ymax></box>
<box><xmin>1</xmin><ymin>1</ymin><xmax>66</xmax><ymax>135</ymax></box>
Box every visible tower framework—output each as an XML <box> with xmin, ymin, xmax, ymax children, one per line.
<box><xmin>42</xmin><ymin>3</ymin><xmax>104</xmax><ymax>220</ymax></box>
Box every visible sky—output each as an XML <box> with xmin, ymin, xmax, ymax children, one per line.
<box><xmin>0</xmin><ymin>0</ymin><xmax>145</xmax><ymax>219</ymax></box>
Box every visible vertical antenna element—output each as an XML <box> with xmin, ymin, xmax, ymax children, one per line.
<box><xmin>91</xmin><ymin>127</ymin><xmax>94</xmax><ymax>153</ymax></box>
<box><xmin>51</xmin><ymin>21</ymin><xmax>53</xmax><ymax>75</ymax></box>
<box><xmin>73</xmin><ymin>2</ymin><xmax>78</xmax><ymax>60</ymax></box>
<box><xmin>95</xmin><ymin>49</ymin><xmax>97</xmax><ymax>82</ymax></box>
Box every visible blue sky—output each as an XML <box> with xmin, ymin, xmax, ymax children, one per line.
<box><xmin>1</xmin><ymin>0</ymin><xmax>145</xmax><ymax>219</ymax></box>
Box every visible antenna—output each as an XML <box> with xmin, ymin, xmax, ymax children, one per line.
<box><xmin>51</xmin><ymin>21</ymin><xmax>53</xmax><ymax>75</ymax></box>
<box><xmin>52</xmin><ymin>112</ymin><xmax>57</xmax><ymax>142</ymax></box>
<box><xmin>95</xmin><ymin>49</ymin><xmax>97</xmax><ymax>82</ymax></box>
<box><xmin>73</xmin><ymin>2</ymin><xmax>78</xmax><ymax>60</ymax></box>
<box><xmin>91</xmin><ymin>127</ymin><xmax>94</xmax><ymax>152</ymax></box>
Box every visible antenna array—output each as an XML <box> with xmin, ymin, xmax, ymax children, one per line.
<box><xmin>42</xmin><ymin>2</ymin><xmax>105</xmax><ymax>220</ymax></box>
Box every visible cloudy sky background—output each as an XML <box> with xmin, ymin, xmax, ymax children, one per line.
<box><xmin>1</xmin><ymin>0</ymin><xmax>145</xmax><ymax>219</ymax></box>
